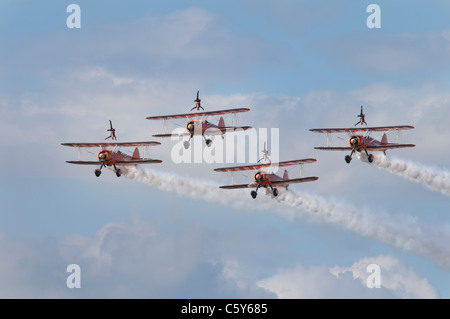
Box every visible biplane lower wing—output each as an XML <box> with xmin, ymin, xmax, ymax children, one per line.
<box><xmin>153</xmin><ymin>126</ymin><xmax>253</xmax><ymax>138</ymax></box>
<box><xmin>271</xmin><ymin>176</ymin><xmax>319</xmax><ymax>186</ymax></box>
<box><xmin>214</xmin><ymin>159</ymin><xmax>317</xmax><ymax>172</ymax></box>
<box><xmin>221</xmin><ymin>126</ymin><xmax>253</xmax><ymax>131</ymax></box>
<box><xmin>367</xmin><ymin>144</ymin><xmax>416</xmax><ymax>150</ymax></box>
<box><xmin>61</xmin><ymin>142</ymin><xmax>161</xmax><ymax>148</ymax></box>
<box><xmin>219</xmin><ymin>183</ymin><xmax>257</xmax><ymax>189</ymax></box>
<box><xmin>115</xmin><ymin>159</ymin><xmax>163</xmax><ymax>164</ymax></box>
<box><xmin>152</xmin><ymin>133</ymin><xmax>191</xmax><ymax>138</ymax></box>
<box><xmin>219</xmin><ymin>177</ymin><xmax>318</xmax><ymax>189</ymax></box>
<box><xmin>66</xmin><ymin>160</ymin><xmax>102</xmax><ymax>165</ymax></box>
<box><xmin>314</xmin><ymin>147</ymin><xmax>352</xmax><ymax>151</ymax></box>
<box><xmin>315</xmin><ymin>144</ymin><xmax>415</xmax><ymax>151</ymax></box>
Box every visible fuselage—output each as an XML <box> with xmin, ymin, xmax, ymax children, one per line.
<box><xmin>253</xmin><ymin>171</ymin><xmax>289</xmax><ymax>188</ymax></box>
<box><xmin>348</xmin><ymin>135</ymin><xmax>387</xmax><ymax>152</ymax></box>
<box><xmin>97</xmin><ymin>150</ymin><xmax>137</xmax><ymax>166</ymax></box>
<box><xmin>186</xmin><ymin>119</ymin><xmax>222</xmax><ymax>136</ymax></box>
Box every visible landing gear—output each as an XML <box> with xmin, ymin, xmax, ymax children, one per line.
<box><xmin>268</xmin><ymin>184</ymin><xmax>278</xmax><ymax>197</ymax></box>
<box><xmin>184</xmin><ymin>135</ymin><xmax>193</xmax><ymax>149</ymax></box>
<box><xmin>250</xmin><ymin>185</ymin><xmax>260</xmax><ymax>199</ymax></box>
<box><xmin>273</xmin><ymin>188</ymin><xmax>278</xmax><ymax>197</ymax></box>
<box><xmin>113</xmin><ymin>164</ymin><xmax>121</xmax><ymax>177</ymax></box>
<box><xmin>363</xmin><ymin>149</ymin><xmax>374</xmax><ymax>163</ymax></box>
<box><xmin>203</xmin><ymin>135</ymin><xmax>212</xmax><ymax>147</ymax></box>
<box><xmin>95</xmin><ymin>164</ymin><xmax>105</xmax><ymax>177</ymax></box>
<box><xmin>345</xmin><ymin>149</ymin><xmax>355</xmax><ymax>164</ymax></box>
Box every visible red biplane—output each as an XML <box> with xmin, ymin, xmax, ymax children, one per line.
<box><xmin>310</xmin><ymin>108</ymin><xmax>415</xmax><ymax>164</ymax></box>
<box><xmin>62</xmin><ymin>122</ymin><xmax>162</xmax><ymax>177</ymax></box>
<box><xmin>146</xmin><ymin>91</ymin><xmax>252</xmax><ymax>149</ymax></box>
<box><xmin>214</xmin><ymin>159</ymin><xmax>318</xmax><ymax>199</ymax></box>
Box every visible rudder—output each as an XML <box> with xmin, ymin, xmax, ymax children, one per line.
<box><xmin>218</xmin><ymin>116</ymin><xmax>225</xmax><ymax>129</ymax></box>
<box><xmin>283</xmin><ymin>169</ymin><xmax>289</xmax><ymax>190</ymax></box>
<box><xmin>132</xmin><ymin>147</ymin><xmax>140</xmax><ymax>159</ymax></box>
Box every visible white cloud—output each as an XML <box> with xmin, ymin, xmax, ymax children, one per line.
<box><xmin>331</xmin><ymin>255</ymin><xmax>439</xmax><ymax>299</ymax></box>
<box><xmin>257</xmin><ymin>255</ymin><xmax>438</xmax><ymax>298</ymax></box>
<box><xmin>0</xmin><ymin>214</ymin><xmax>225</xmax><ymax>298</ymax></box>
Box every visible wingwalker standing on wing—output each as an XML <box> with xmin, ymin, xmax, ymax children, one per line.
<box><xmin>310</xmin><ymin>107</ymin><xmax>415</xmax><ymax>164</ymax></box>
<box><xmin>146</xmin><ymin>91</ymin><xmax>252</xmax><ymax>149</ymax></box>
<box><xmin>214</xmin><ymin>144</ymin><xmax>318</xmax><ymax>199</ymax></box>
<box><xmin>62</xmin><ymin>121</ymin><xmax>162</xmax><ymax>177</ymax></box>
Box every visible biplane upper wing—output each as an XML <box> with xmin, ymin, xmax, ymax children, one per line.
<box><xmin>61</xmin><ymin>141</ymin><xmax>161</xmax><ymax>148</ymax></box>
<box><xmin>146</xmin><ymin>108</ymin><xmax>250</xmax><ymax>120</ymax></box>
<box><xmin>271</xmin><ymin>176</ymin><xmax>319</xmax><ymax>185</ymax></box>
<box><xmin>66</xmin><ymin>158</ymin><xmax>162</xmax><ymax>165</ymax></box>
<box><xmin>309</xmin><ymin>125</ymin><xmax>414</xmax><ymax>134</ymax></box>
<box><xmin>214</xmin><ymin>159</ymin><xmax>317</xmax><ymax>172</ymax></box>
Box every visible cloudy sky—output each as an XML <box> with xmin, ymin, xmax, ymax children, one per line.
<box><xmin>1</xmin><ymin>0</ymin><xmax>450</xmax><ymax>298</ymax></box>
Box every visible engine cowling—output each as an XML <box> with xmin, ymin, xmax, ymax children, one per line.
<box><xmin>253</xmin><ymin>171</ymin><xmax>266</xmax><ymax>183</ymax></box>
<box><xmin>349</xmin><ymin>135</ymin><xmax>361</xmax><ymax>147</ymax></box>
<box><xmin>97</xmin><ymin>150</ymin><xmax>111</xmax><ymax>162</ymax></box>
<box><xmin>186</xmin><ymin>120</ymin><xmax>195</xmax><ymax>134</ymax></box>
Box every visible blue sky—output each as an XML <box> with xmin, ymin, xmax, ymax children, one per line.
<box><xmin>1</xmin><ymin>0</ymin><xmax>450</xmax><ymax>298</ymax></box>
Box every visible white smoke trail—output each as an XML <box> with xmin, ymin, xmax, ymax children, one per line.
<box><xmin>123</xmin><ymin>166</ymin><xmax>450</xmax><ymax>270</ymax></box>
<box><xmin>374</xmin><ymin>155</ymin><xmax>450</xmax><ymax>196</ymax></box>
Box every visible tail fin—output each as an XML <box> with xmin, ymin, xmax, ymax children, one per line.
<box><xmin>283</xmin><ymin>170</ymin><xmax>289</xmax><ymax>190</ymax></box>
<box><xmin>381</xmin><ymin>133</ymin><xmax>387</xmax><ymax>145</ymax></box>
<box><xmin>218</xmin><ymin>116</ymin><xmax>225</xmax><ymax>129</ymax></box>
<box><xmin>132</xmin><ymin>147</ymin><xmax>140</xmax><ymax>159</ymax></box>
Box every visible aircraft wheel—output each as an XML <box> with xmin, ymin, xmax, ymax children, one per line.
<box><xmin>116</xmin><ymin>169</ymin><xmax>122</xmax><ymax>177</ymax></box>
<box><xmin>183</xmin><ymin>141</ymin><xmax>190</xmax><ymax>149</ymax></box>
<box><xmin>251</xmin><ymin>190</ymin><xmax>257</xmax><ymax>199</ymax></box>
<box><xmin>345</xmin><ymin>155</ymin><xmax>352</xmax><ymax>164</ymax></box>
<box><xmin>368</xmin><ymin>154</ymin><xmax>374</xmax><ymax>163</ymax></box>
<box><xmin>206</xmin><ymin>139</ymin><xmax>212</xmax><ymax>147</ymax></box>
<box><xmin>273</xmin><ymin>188</ymin><xmax>278</xmax><ymax>197</ymax></box>
<box><xmin>95</xmin><ymin>169</ymin><xmax>102</xmax><ymax>177</ymax></box>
